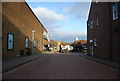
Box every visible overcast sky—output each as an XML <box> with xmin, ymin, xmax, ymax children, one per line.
<box><xmin>26</xmin><ymin>1</ymin><xmax>91</xmax><ymax>42</ymax></box>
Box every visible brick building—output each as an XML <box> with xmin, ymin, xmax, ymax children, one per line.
<box><xmin>71</xmin><ymin>40</ymin><xmax>87</xmax><ymax>52</ymax></box>
<box><xmin>2</xmin><ymin>2</ymin><xmax>49</xmax><ymax>59</ymax></box>
<box><xmin>87</xmin><ymin>1</ymin><xmax>120</xmax><ymax>62</ymax></box>
<box><xmin>55</xmin><ymin>41</ymin><xmax>62</xmax><ymax>50</ymax></box>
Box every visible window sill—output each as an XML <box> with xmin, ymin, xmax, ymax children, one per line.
<box><xmin>113</xmin><ymin>17</ymin><xmax>119</xmax><ymax>21</ymax></box>
<box><xmin>7</xmin><ymin>49</ymin><xmax>14</xmax><ymax>51</ymax></box>
<box><xmin>94</xmin><ymin>45</ymin><xmax>97</xmax><ymax>47</ymax></box>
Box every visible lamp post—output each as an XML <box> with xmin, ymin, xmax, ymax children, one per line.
<box><xmin>32</xmin><ymin>30</ymin><xmax>35</xmax><ymax>54</ymax></box>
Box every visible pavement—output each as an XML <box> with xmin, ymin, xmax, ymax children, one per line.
<box><xmin>72</xmin><ymin>52</ymin><xmax>120</xmax><ymax>70</ymax></box>
<box><xmin>2</xmin><ymin>53</ymin><xmax>44</xmax><ymax>73</ymax></box>
<box><xmin>3</xmin><ymin>53</ymin><xmax>119</xmax><ymax>79</ymax></box>
<box><xmin>2</xmin><ymin>52</ymin><xmax>120</xmax><ymax>73</ymax></box>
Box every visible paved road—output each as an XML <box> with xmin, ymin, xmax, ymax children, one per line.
<box><xmin>3</xmin><ymin>53</ymin><xmax>120</xmax><ymax>79</ymax></box>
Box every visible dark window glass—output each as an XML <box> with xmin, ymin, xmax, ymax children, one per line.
<box><xmin>8</xmin><ymin>33</ymin><xmax>14</xmax><ymax>50</ymax></box>
<box><xmin>25</xmin><ymin>37</ymin><xmax>29</xmax><ymax>48</ymax></box>
<box><xmin>113</xmin><ymin>3</ymin><xmax>119</xmax><ymax>20</ymax></box>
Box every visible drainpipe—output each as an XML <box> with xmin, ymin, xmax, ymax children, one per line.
<box><xmin>108</xmin><ymin>3</ymin><xmax>112</xmax><ymax>60</ymax></box>
<box><xmin>32</xmin><ymin>30</ymin><xmax>35</xmax><ymax>54</ymax></box>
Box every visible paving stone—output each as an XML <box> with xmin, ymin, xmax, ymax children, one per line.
<box><xmin>3</xmin><ymin>53</ymin><xmax>120</xmax><ymax>79</ymax></box>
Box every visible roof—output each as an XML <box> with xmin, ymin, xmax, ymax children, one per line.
<box><xmin>61</xmin><ymin>43</ymin><xmax>66</xmax><ymax>46</ymax></box>
<box><xmin>71</xmin><ymin>40</ymin><xmax>87</xmax><ymax>46</ymax></box>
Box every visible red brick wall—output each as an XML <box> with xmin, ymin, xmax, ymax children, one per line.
<box><xmin>2</xmin><ymin>2</ymin><xmax>44</xmax><ymax>59</ymax></box>
<box><xmin>87</xmin><ymin>2</ymin><xmax>120</xmax><ymax>62</ymax></box>
<box><xmin>87</xmin><ymin>2</ymin><xmax>120</xmax><ymax>61</ymax></box>
<box><xmin>87</xmin><ymin>2</ymin><xmax>110</xmax><ymax>59</ymax></box>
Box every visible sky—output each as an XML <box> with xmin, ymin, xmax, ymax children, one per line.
<box><xmin>26</xmin><ymin>1</ymin><xmax>91</xmax><ymax>42</ymax></box>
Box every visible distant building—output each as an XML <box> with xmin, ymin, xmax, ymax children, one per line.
<box><xmin>58</xmin><ymin>43</ymin><xmax>73</xmax><ymax>53</ymax></box>
<box><xmin>66</xmin><ymin>45</ymin><xmax>73</xmax><ymax>51</ymax></box>
<box><xmin>87</xmin><ymin>1</ymin><xmax>120</xmax><ymax>62</ymax></box>
<box><xmin>49</xmin><ymin>41</ymin><xmax>73</xmax><ymax>52</ymax></box>
<box><xmin>71</xmin><ymin>40</ymin><xmax>87</xmax><ymax>52</ymax></box>
<box><xmin>55</xmin><ymin>41</ymin><xmax>62</xmax><ymax>50</ymax></box>
<box><xmin>49</xmin><ymin>40</ymin><xmax>62</xmax><ymax>51</ymax></box>
<box><xmin>49</xmin><ymin>40</ymin><xmax>57</xmax><ymax>51</ymax></box>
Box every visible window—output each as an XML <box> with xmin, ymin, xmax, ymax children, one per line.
<box><xmin>113</xmin><ymin>3</ymin><xmax>119</xmax><ymax>20</ymax></box>
<box><xmin>7</xmin><ymin>33</ymin><xmax>14</xmax><ymax>50</ymax></box>
<box><xmin>96</xmin><ymin>16</ymin><xmax>99</xmax><ymax>26</ymax></box>
<box><xmin>43</xmin><ymin>31</ymin><xmax>49</xmax><ymax>40</ymax></box>
<box><xmin>25</xmin><ymin>37</ymin><xmax>29</xmax><ymax>48</ymax></box>
<box><xmin>43</xmin><ymin>31</ymin><xmax>46</xmax><ymax>39</ymax></box>
<box><xmin>94</xmin><ymin>36</ymin><xmax>97</xmax><ymax>46</ymax></box>
<box><xmin>91</xmin><ymin>19</ymin><xmax>93</xmax><ymax>28</ymax></box>
<box><xmin>89</xmin><ymin>39</ymin><xmax>93</xmax><ymax>43</ymax></box>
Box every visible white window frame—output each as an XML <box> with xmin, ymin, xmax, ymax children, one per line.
<box><xmin>8</xmin><ymin>33</ymin><xmax>14</xmax><ymax>50</ymax></box>
<box><xmin>43</xmin><ymin>31</ymin><xmax>47</xmax><ymax>39</ymax></box>
<box><xmin>91</xmin><ymin>19</ymin><xmax>93</xmax><ymax>29</ymax></box>
<box><xmin>25</xmin><ymin>37</ymin><xmax>29</xmax><ymax>48</ymax></box>
<box><xmin>33</xmin><ymin>39</ymin><xmax>36</xmax><ymax>48</ymax></box>
<box><xmin>96</xmin><ymin>16</ymin><xmax>99</xmax><ymax>26</ymax></box>
<box><xmin>94</xmin><ymin>36</ymin><xmax>97</xmax><ymax>47</ymax></box>
<box><xmin>113</xmin><ymin>3</ymin><xmax>119</xmax><ymax>20</ymax></box>
<box><xmin>89</xmin><ymin>39</ymin><xmax>93</xmax><ymax>43</ymax></box>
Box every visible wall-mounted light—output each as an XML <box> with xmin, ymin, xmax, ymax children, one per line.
<box><xmin>32</xmin><ymin>30</ymin><xmax>35</xmax><ymax>33</ymax></box>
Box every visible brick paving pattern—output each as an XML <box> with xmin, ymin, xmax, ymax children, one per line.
<box><xmin>3</xmin><ymin>53</ymin><xmax>120</xmax><ymax>79</ymax></box>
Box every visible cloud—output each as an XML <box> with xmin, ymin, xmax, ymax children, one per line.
<box><xmin>50</xmin><ymin>30</ymin><xmax>87</xmax><ymax>42</ymax></box>
<box><xmin>30</xmin><ymin>5</ymin><xmax>88</xmax><ymax>42</ymax></box>
<box><xmin>32</xmin><ymin>7</ymin><xmax>65</xmax><ymax>30</ymax></box>
<box><xmin>63</xmin><ymin>2</ymin><xmax>91</xmax><ymax>20</ymax></box>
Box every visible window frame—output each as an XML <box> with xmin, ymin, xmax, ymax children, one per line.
<box><xmin>94</xmin><ymin>36</ymin><xmax>97</xmax><ymax>47</ymax></box>
<box><xmin>113</xmin><ymin>2</ymin><xmax>119</xmax><ymax>20</ymax></box>
<box><xmin>7</xmin><ymin>33</ymin><xmax>14</xmax><ymax>51</ymax></box>
<box><xmin>96</xmin><ymin>16</ymin><xmax>99</xmax><ymax>26</ymax></box>
<box><xmin>33</xmin><ymin>39</ymin><xmax>36</xmax><ymax>48</ymax></box>
<box><xmin>91</xmin><ymin>19</ymin><xmax>94</xmax><ymax>29</ymax></box>
<box><xmin>25</xmin><ymin>37</ymin><xmax>29</xmax><ymax>49</ymax></box>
